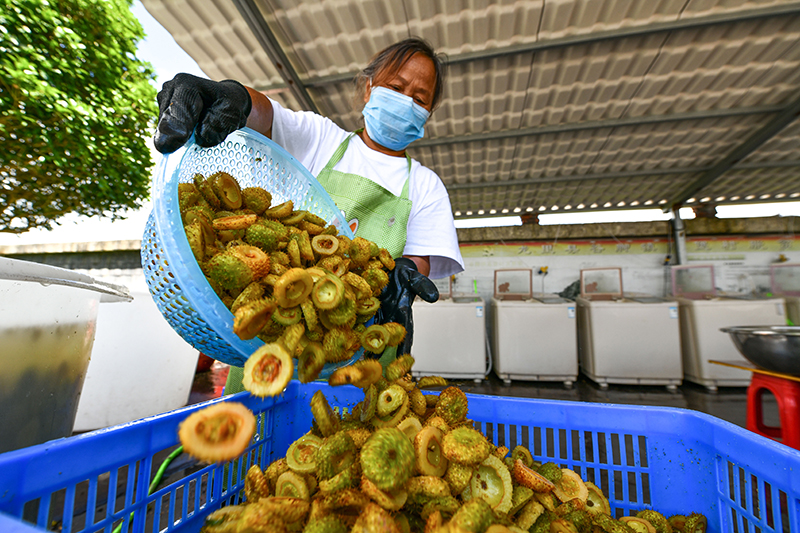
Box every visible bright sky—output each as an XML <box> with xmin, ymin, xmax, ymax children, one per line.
<box><xmin>2</xmin><ymin>3</ymin><xmax>799</xmax><ymax>245</ymax></box>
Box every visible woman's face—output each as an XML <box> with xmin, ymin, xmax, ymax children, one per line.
<box><xmin>366</xmin><ymin>52</ymin><xmax>437</xmax><ymax>112</ymax></box>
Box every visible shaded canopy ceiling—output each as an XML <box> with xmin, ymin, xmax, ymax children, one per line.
<box><xmin>143</xmin><ymin>0</ymin><xmax>800</xmax><ymax>220</ymax></box>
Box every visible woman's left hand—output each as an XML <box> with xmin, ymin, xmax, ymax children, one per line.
<box><xmin>375</xmin><ymin>257</ymin><xmax>439</xmax><ymax>356</ymax></box>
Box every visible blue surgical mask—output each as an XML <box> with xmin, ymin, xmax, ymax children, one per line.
<box><xmin>362</xmin><ymin>86</ymin><xmax>430</xmax><ymax>151</ymax></box>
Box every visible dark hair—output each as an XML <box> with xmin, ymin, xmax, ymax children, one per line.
<box><xmin>354</xmin><ymin>37</ymin><xmax>447</xmax><ymax>112</ymax></box>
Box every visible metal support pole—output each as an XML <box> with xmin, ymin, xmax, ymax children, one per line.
<box><xmin>672</xmin><ymin>208</ymin><xmax>688</xmax><ymax>266</ymax></box>
<box><xmin>231</xmin><ymin>0</ymin><xmax>320</xmax><ymax>113</ymax></box>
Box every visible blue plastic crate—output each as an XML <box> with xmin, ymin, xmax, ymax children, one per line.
<box><xmin>1</xmin><ymin>383</ymin><xmax>799</xmax><ymax>533</ymax></box>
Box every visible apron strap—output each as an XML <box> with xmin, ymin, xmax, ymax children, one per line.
<box><xmin>401</xmin><ymin>155</ymin><xmax>412</xmax><ymax>200</ymax></box>
<box><xmin>322</xmin><ymin>130</ymin><xmax>413</xmax><ymax>200</ymax></box>
<box><xmin>320</xmin><ymin>132</ymin><xmax>357</xmax><ymax>173</ymax></box>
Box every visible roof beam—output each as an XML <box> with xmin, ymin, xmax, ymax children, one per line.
<box><xmin>295</xmin><ymin>2</ymin><xmax>800</xmax><ymax>90</ymax></box>
<box><xmin>665</xmin><ymin>95</ymin><xmax>800</xmax><ymax>210</ymax></box>
<box><xmin>445</xmin><ymin>160</ymin><xmax>800</xmax><ymax>190</ymax></box>
<box><xmin>411</xmin><ymin>105</ymin><xmax>781</xmax><ymax>148</ymax></box>
<box><xmin>231</xmin><ymin>0</ymin><xmax>319</xmax><ymax>113</ymax></box>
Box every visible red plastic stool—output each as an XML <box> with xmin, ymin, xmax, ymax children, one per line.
<box><xmin>746</xmin><ymin>372</ymin><xmax>800</xmax><ymax>450</ymax></box>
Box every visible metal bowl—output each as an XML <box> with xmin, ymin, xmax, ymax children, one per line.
<box><xmin>721</xmin><ymin>326</ymin><xmax>800</xmax><ymax>376</ymax></box>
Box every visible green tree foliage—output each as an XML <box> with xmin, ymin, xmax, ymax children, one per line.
<box><xmin>0</xmin><ymin>0</ymin><xmax>157</xmax><ymax>233</ymax></box>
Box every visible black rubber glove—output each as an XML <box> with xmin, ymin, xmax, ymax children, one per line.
<box><xmin>374</xmin><ymin>257</ymin><xmax>439</xmax><ymax>357</ymax></box>
<box><xmin>154</xmin><ymin>73</ymin><xmax>252</xmax><ymax>154</ymax></box>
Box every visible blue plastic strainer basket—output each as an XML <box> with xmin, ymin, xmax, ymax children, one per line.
<box><xmin>141</xmin><ymin>128</ymin><xmax>356</xmax><ymax>371</ymax></box>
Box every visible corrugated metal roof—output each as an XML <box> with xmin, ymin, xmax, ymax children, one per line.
<box><xmin>142</xmin><ymin>0</ymin><xmax>800</xmax><ymax>219</ymax></box>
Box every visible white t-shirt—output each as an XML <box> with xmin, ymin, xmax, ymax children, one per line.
<box><xmin>269</xmin><ymin>98</ymin><xmax>464</xmax><ymax>280</ymax></box>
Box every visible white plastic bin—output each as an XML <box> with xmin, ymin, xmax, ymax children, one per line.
<box><xmin>73</xmin><ymin>290</ymin><xmax>199</xmax><ymax>431</ymax></box>
<box><xmin>0</xmin><ymin>258</ymin><xmax>130</xmax><ymax>453</ymax></box>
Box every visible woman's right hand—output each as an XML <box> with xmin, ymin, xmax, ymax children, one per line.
<box><xmin>154</xmin><ymin>73</ymin><xmax>252</xmax><ymax>154</ymax></box>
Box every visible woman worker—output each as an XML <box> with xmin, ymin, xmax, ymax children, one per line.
<box><xmin>153</xmin><ymin>38</ymin><xmax>465</xmax><ymax>388</ymax></box>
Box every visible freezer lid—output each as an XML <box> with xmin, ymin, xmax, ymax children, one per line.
<box><xmin>0</xmin><ymin>257</ymin><xmax>132</xmax><ymax>302</ymax></box>
<box><xmin>535</xmin><ymin>297</ymin><xmax>574</xmax><ymax>304</ymax></box>
<box><xmin>451</xmin><ymin>296</ymin><xmax>485</xmax><ymax>304</ymax></box>
<box><xmin>627</xmin><ymin>296</ymin><xmax>669</xmax><ymax>304</ymax></box>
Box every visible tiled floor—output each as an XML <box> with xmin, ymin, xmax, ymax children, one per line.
<box><xmin>187</xmin><ymin>361</ymin><xmax>776</xmax><ymax>433</ymax></box>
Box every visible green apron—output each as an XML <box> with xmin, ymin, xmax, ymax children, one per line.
<box><xmin>224</xmin><ymin>132</ymin><xmax>413</xmax><ymax>393</ymax></box>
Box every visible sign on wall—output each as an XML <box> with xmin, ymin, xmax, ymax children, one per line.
<box><xmin>456</xmin><ymin>234</ymin><xmax>800</xmax><ymax>299</ymax></box>
<box><xmin>461</xmin><ymin>235</ymin><xmax>799</xmax><ymax>259</ymax></box>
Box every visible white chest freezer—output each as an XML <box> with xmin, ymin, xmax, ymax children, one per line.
<box><xmin>785</xmin><ymin>297</ymin><xmax>800</xmax><ymax>325</ymax></box>
<box><xmin>411</xmin><ymin>296</ymin><xmax>487</xmax><ymax>382</ymax></box>
<box><xmin>770</xmin><ymin>263</ymin><xmax>800</xmax><ymax>325</ymax></box>
<box><xmin>576</xmin><ymin>296</ymin><xmax>683</xmax><ymax>390</ymax></box>
<box><xmin>491</xmin><ymin>296</ymin><xmax>578</xmax><ymax>386</ymax></box>
<box><xmin>676</xmin><ymin>296</ymin><xmax>786</xmax><ymax>391</ymax></box>
<box><xmin>575</xmin><ymin>267</ymin><xmax>683</xmax><ymax>390</ymax></box>
<box><xmin>672</xmin><ymin>264</ymin><xmax>787</xmax><ymax>391</ymax></box>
